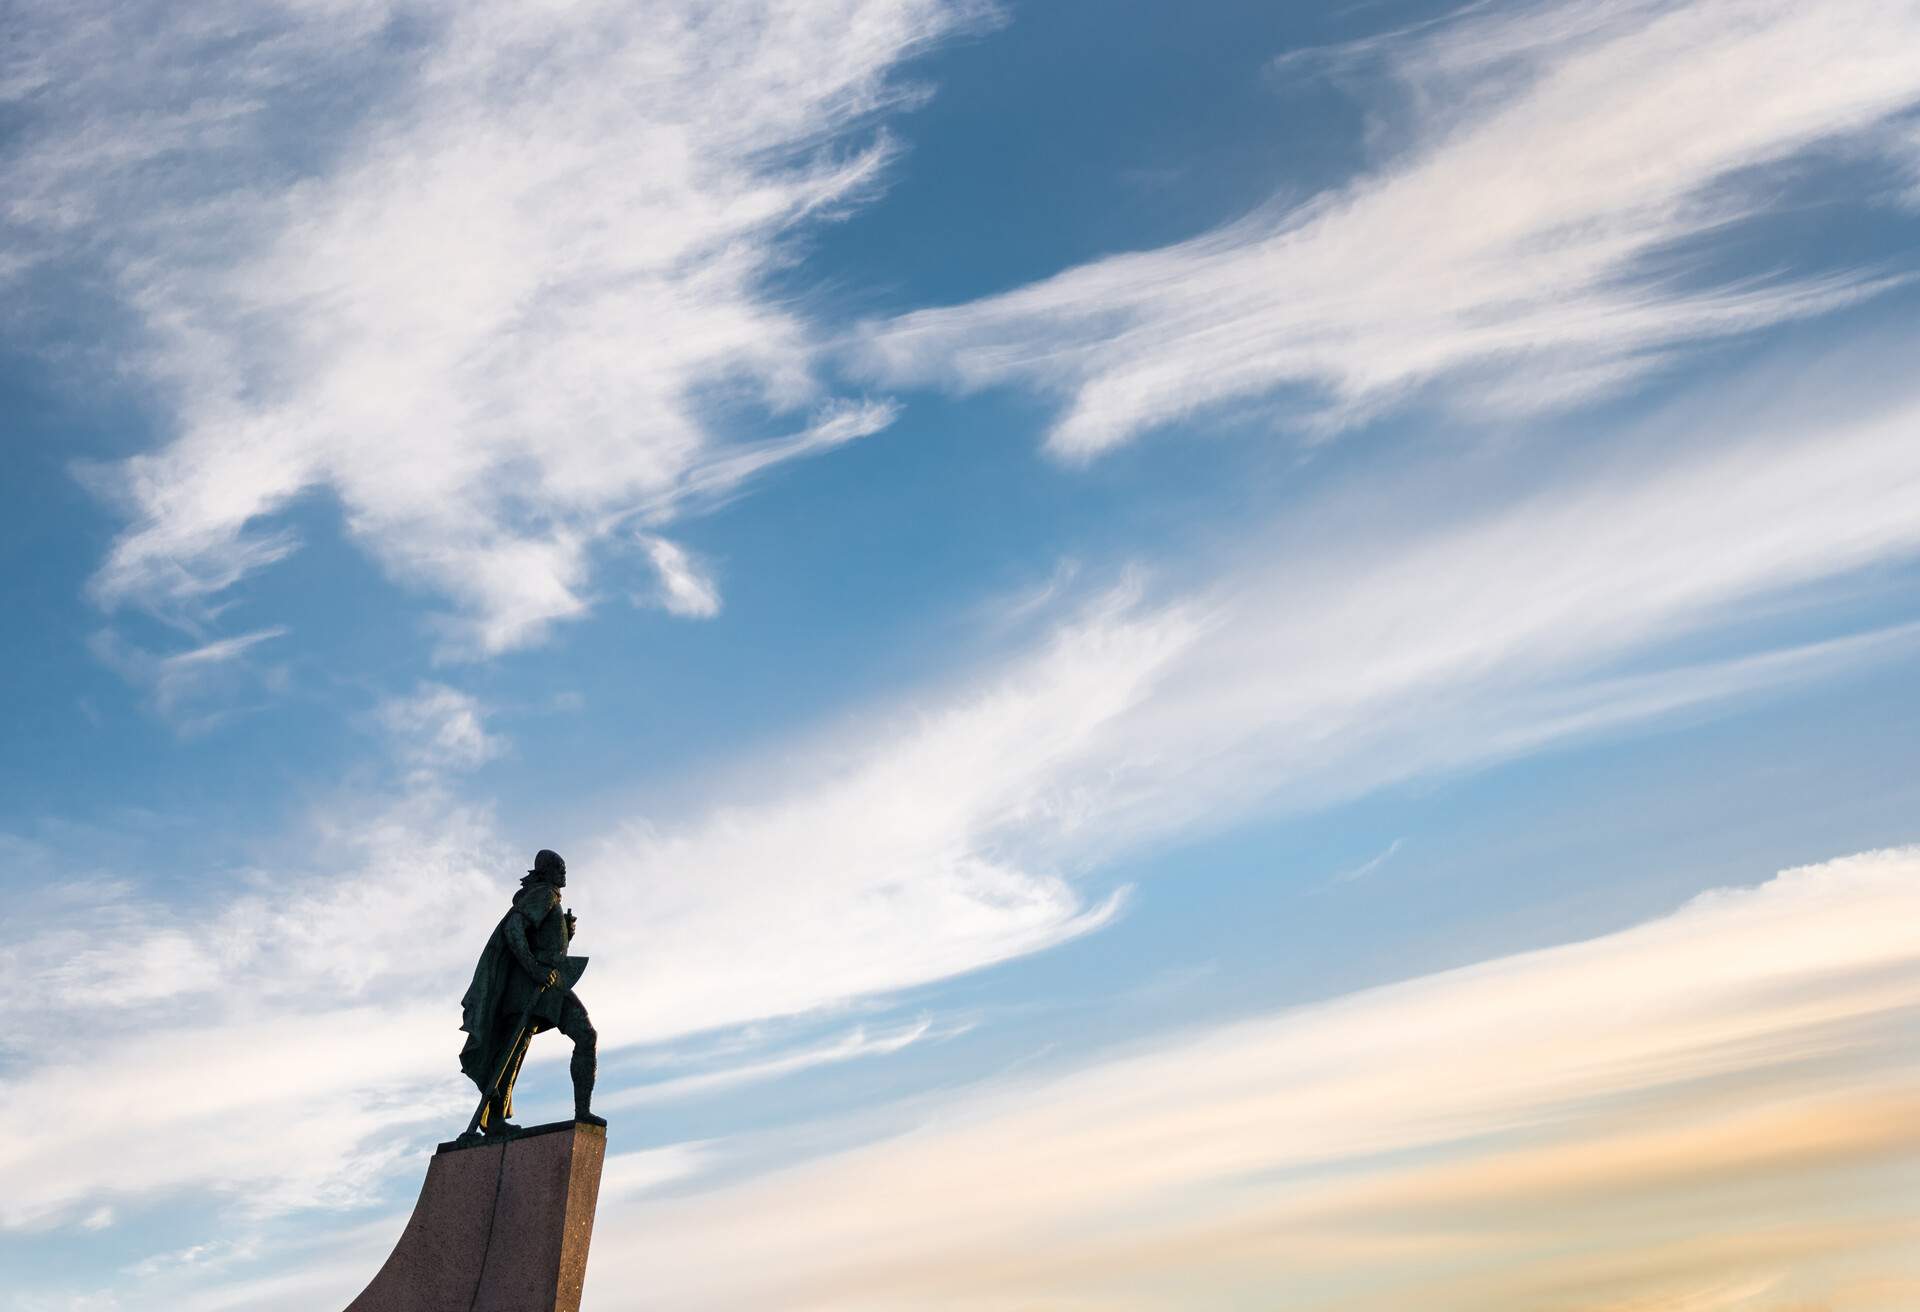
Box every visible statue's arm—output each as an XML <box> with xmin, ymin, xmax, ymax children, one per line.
<box><xmin>503</xmin><ymin>912</ymin><xmax>545</xmax><ymax>980</ymax></box>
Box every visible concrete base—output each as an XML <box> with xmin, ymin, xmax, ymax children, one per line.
<box><xmin>346</xmin><ymin>1120</ymin><xmax>606</xmax><ymax>1312</ymax></box>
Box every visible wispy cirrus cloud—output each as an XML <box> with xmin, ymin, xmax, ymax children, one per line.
<box><xmin>0</xmin><ymin>600</ymin><xmax>1158</xmax><ymax>1227</ymax></box>
<box><xmin>599</xmin><ymin>1017</ymin><xmax>938</xmax><ymax>1110</ymax></box>
<box><xmin>6</xmin><ymin>330</ymin><xmax>1920</xmax><ymax>1244</ymax></box>
<box><xmin>856</xmin><ymin>0</ymin><xmax>1920</xmax><ymax>457</ymax></box>
<box><xmin>4</xmin><ymin>0</ymin><xmax>979</xmax><ymax>654</ymax></box>
<box><xmin>85</xmin><ymin>625</ymin><xmax>289</xmax><ymax>728</ymax></box>
<box><xmin>872</xmin><ymin>344</ymin><xmax>1920</xmax><ymax>864</ymax></box>
<box><xmin>593</xmin><ymin>846</ymin><xmax>1920</xmax><ymax>1311</ymax></box>
<box><xmin>1329</xmin><ymin>836</ymin><xmax>1403</xmax><ymax>886</ymax></box>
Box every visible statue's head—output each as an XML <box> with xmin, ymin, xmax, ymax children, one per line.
<box><xmin>529</xmin><ymin>848</ymin><xmax>568</xmax><ymax>889</ymax></box>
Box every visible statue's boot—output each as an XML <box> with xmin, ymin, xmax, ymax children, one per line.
<box><xmin>483</xmin><ymin>1093</ymin><xmax>521</xmax><ymax>1137</ymax></box>
<box><xmin>572</xmin><ymin>1045</ymin><xmax>608</xmax><ymax>1128</ymax></box>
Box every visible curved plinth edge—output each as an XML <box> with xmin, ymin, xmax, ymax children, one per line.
<box><xmin>346</xmin><ymin>1120</ymin><xmax>606</xmax><ymax>1312</ymax></box>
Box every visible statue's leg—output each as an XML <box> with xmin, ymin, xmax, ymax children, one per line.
<box><xmin>485</xmin><ymin>1024</ymin><xmax>532</xmax><ymax>1136</ymax></box>
<box><xmin>557</xmin><ymin>996</ymin><xmax>605</xmax><ymax>1127</ymax></box>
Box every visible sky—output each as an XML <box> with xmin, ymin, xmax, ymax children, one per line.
<box><xmin>3</xmin><ymin>1</ymin><xmax>1920</xmax><ymax>1308</ymax></box>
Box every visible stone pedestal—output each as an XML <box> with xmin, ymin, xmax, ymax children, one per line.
<box><xmin>346</xmin><ymin>1120</ymin><xmax>606</xmax><ymax>1312</ymax></box>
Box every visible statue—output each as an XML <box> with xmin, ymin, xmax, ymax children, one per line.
<box><xmin>458</xmin><ymin>849</ymin><xmax>607</xmax><ymax>1138</ymax></box>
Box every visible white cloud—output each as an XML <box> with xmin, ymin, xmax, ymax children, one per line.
<box><xmin>597</xmin><ymin>1142</ymin><xmax>716</xmax><ymax>1205</ymax></box>
<box><xmin>1897</xmin><ymin>115</ymin><xmax>1920</xmax><ymax>208</ymax></box>
<box><xmin>592</xmin><ymin>846</ymin><xmax>1920</xmax><ymax>1311</ymax></box>
<box><xmin>599</xmin><ymin>1018</ymin><xmax>937</xmax><ymax>1110</ymax></box>
<box><xmin>0</xmin><ymin>685</ymin><xmax>1130</xmax><ymax>1229</ymax></box>
<box><xmin>575</xmin><ymin>585</ymin><xmax>1173</xmax><ymax>1044</ymax></box>
<box><xmin>86</xmin><ymin>627</ymin><xmax>288</xmax><ymax>726</ymax></box>
<box><xmin>636</xmin><ymin>534</ymin><xmax>722</xmax><ymax>620</ymax></box>
<box><xmin>6</xmin><ymin>336</ymin><xmax>1919</xmax><ymax>1241</ymax></box>
<box><xmin>11</xmin><ymin>3</ymin><xmax>1919</xmax><ymax>1308</ymax></box>
<box><xmin>376</xmin><ymin>681</ymin><xmax>505</xmax><ymax>773</ymax></box>
<box><xmin>1329</xmin><ymin>836</ymin><xmax>1403</xmax><ymax>886</ymax></box>
<box><xmin>4</xmin><ymin>0</ymin><xmax>979</xmax><ymax>653</ymax></box>
<box><xmin>856</xmin><ymin>0</ymin><xmax>1920</xmax><ymax>457</ymax></box>
<box><xmin>681</xmin><ymin>350</ymin><xmax>1920</xmax><ymax>894</ymax></box>
<box><xmin>0</xmin><ymin>796</ymin><xmax>508</xmax><ymax>1226</ymax></box>
<box><xmin>541</xmin><ymin>347</ymin><xmax>1920</xmax><ymax>1074</ymax></box>
<box><xmin>125</xmin><ymin>1238</ymin><xmax>258</xmax><ymax>1280</ymax></box>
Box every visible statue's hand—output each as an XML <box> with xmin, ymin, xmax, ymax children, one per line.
<box><xmin>564</xmin><ymin>910</ymin><xmax>577</xmax><ymax>940</ymax></box>
<box><xmin>543</xmin><ymin>967</ymin><xmax>560</xmax><ymax>989</ymax></box>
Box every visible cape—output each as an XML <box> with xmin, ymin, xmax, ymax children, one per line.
<box><xmin>458</xmin><ymin>883</ymin><xmax>588</xmax><ymax>1100</ymax></box>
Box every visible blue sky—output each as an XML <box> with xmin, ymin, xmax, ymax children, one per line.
<box><xmin>5</xmin><ymin>2</ymin><xmax>1920</xmax><ymax>1308</ymax></box>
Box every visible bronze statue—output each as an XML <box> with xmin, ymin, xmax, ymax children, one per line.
<box><xmin>458</xmin><ymin>849</ymin><xmax>606</xmax><ymax>1137</ymax></box>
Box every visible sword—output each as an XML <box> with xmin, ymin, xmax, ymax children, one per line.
<box><xmin>462</xmin><ymin>982</ymin><xmax>547</xmax><ymax>1140</ymax></box>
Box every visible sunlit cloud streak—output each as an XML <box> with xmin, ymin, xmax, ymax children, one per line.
<box><xmin>63</xmin><ymin>849</ymin><xmax>1920</xmax><ymax>1311</ymax></box>
<box><xmin>594</xmin><ymin>846</ymin><xmax>1920</xmax><ymax>1311</ymax></box>
<box><xmin>857</xmin><ymin>0</ymin><xmax>1920</xmax><ymax>456</ymax></box>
